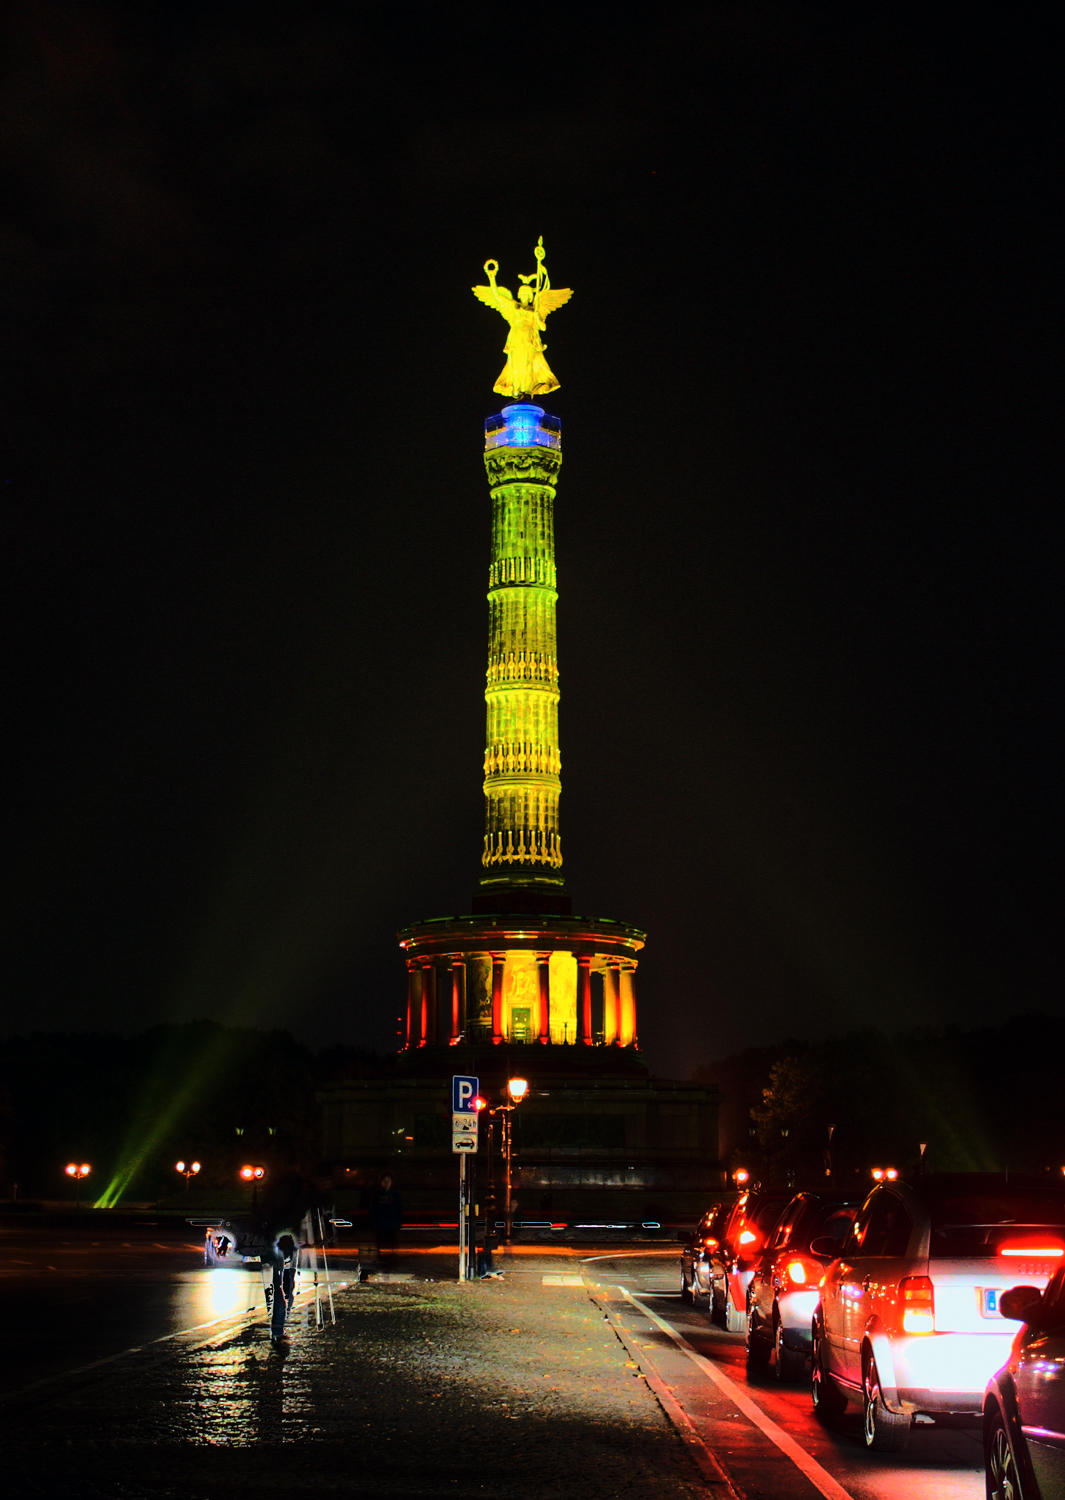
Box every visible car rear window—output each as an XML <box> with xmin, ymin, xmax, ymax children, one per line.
<box><xmin>927</xmin><ymin>1190</ymin><xmax>1065</xmax><ymax>1257</ymax></box>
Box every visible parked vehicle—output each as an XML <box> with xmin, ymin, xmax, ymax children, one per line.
<box><xmin>680</xmin><ymin>1202</ymin><xmax>729</xmax><ymax>1304</ymax></box>
<box><xmin>811</xmin><ymin>1174</ymin><xmax>1065</xmax><ymax>1453</ymax></box>
<box><xmin>745</xmin><ymin>1191</ymin><xmax>859</xmax><ymax>1380</ymax></box>
<box><xmin>708</xmin><ymin>1187</ymin><xmax>792</xmax><ymax>1333</ymax></box>
<box><xmin>983</xmin><ymin>1262</ymin><xmax>1065</xmax><ymax>1500</ymax></box>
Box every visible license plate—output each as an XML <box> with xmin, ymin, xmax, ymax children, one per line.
<box><xmin>982</xmin><ymin>1288</ymin><xmax>1000</xmax><ymax>1316</ymax></box>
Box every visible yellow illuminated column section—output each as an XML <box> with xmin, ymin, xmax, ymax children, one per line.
<box><xmin>619</xmin><ymin>962</ymin><xmax>638</xmax><ymax>1046</ymax></box>
<box><xmin>479</xmin><ymin>404</ymin><xmax>566</xmax><ymax>900</ymax></box>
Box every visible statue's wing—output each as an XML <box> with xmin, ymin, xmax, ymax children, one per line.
<box><xmin>472</xmin><ymin>283</ymin><xmax>515</xmax><ymax>310</ymax></box>
<box><xmin>537</xmin><ymin>287</ymin><xmax>573</xmax><ymax>317</ymax></box>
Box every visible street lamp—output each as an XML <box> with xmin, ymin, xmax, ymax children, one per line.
<box><xmin>503</xmin><ymin>1078</ymin><xmax>529</xmax><ymax>1244</ymax></box>
<box><xmin>732</xmin><ymin>1166</ymin><xmax>750</xmax><ymax>1188</ymax></box>
<box><xmin>485</xmin><ymin>1078</ymin><xmax>529</xmax><ymax>1248</ymax></box>
<box><xmin>175</xmin><ymin>1159</ymin><xmax>201</xmax><ymax>1191</ymax></box>
<box><xmin>65</xmin><ymin>1161</ymin><xmax>91</xmax><ymax>1207</ymax></box>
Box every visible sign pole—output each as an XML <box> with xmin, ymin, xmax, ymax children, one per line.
<box><xmin>451</xmin><ymin>1074</ymin><xmax>479</xmax><ymax>1282</ymax></box>
<box><xmin>458</xmin><ymin>1151</ymin><xmax>467</xmax><ymax>1281</ymax></box>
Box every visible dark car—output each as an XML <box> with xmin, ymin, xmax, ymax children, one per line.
<box><xmin>983</xmin><ymin>1261</ymin><xmax>1065</xmax><ymax>1500</ymax></box>
<box><xmin>708</xmin><ymin>1187</ymin><xmax>792</xmax><ymax>1333</ymax></box>
<box><xmin>745</xmin><ymin>1191</ymin><xmax>859</xmax><ymax>1380</ymax></box>
<box><xmin>680</xmin><ymin>1202</ymin><xmax>730</xmax><ymax>1304</ymax></box>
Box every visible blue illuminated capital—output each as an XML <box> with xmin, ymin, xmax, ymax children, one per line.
<box><xmin>485</xmin><ymin>404</ymin><xmax>562</xmax><ymax>452</ymax></box>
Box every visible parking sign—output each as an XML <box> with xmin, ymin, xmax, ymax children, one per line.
<box><xmin>452</xmin><ymin>1075</ymin><xmax>479</xmax><ymax>1112</ymax></box>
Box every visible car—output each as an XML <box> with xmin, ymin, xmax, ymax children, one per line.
<box><xmin>708</xmin><ymin>1187</ymin><xmax>792</xmax><ymax>1333</ymax></box>
<box><xmin>983</xmin><ymin>1261</ymin><xmax>1065</xmax><ymax>1500</ymax></box>
<box><xmin>745</xmin><ymin>1191</ymin><xmax>859</xmax><ymax>1381</ymax></box>
<box><xmin>811</xmin><ymin>1174</ymin><xmax>1065</xmax><ymax>1453</ymax></box>
<box><xmin>680</xmin><ymin>1202</ymin><xmax>730</xmax><ymax>1304</ymax></box>
<box><xmin>200</xmin><ymin>1218</ymin><xmax>264</xmax><ymax>1267</ymax></box>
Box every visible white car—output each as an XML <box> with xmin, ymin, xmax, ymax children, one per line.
<box><xmin>811</xmin><ymin>1174</ymin><xmax>1065</xmax><ymax>1452</ymax></box>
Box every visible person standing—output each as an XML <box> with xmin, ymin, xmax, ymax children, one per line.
<box><xmin>261</xmin><ymin>1230</ymin><xmax>299</xmax><ymax>1345</ymax></box>
<box><xmin>256</xmin><ymin>1169</ymin><xmax>317</xmax><ymax>1345</ymax></box>
<box><xmin>369</xmin><ymin>1172</ymin><xmax>403</xmax><ymax>1262</ymax></box>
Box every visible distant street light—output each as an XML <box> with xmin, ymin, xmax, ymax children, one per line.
<box><xmin>175</xmin><ymin>1159</ymin><xmax>202</xmax><ymax>1191</ymax></box>
<box><xmin>65</xmin><ymin>1161</ymin><xmax>91</xmax><ymax>1208</ymax></box>
<box><xmin>732</xmin><ymin>1167</ymin><xmax>750</xmax><ymax>1187</ymax></box>
<box><xmin>871</xmin><ymin>1166</ymin><xmax>899</xmax><ymax>1182</ymax></box>
<box><xmin>239</xmin><ymin>1163</ymin><xmax>265</xmax><ymax>1208</ymax></box>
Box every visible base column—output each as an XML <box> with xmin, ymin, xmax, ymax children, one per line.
<box><xmin>577</xmin><ymin>955</ymin><xmax>593</xmax><ymax>1045</ymax></box>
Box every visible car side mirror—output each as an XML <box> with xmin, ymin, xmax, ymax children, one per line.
<box><xmin>809</xmin><ymin>1235</ymin><xmax>843</xmax><ymax>1260</ymax></box>
<box><xmin>999</xmin><ymin>1285</ymin><xmax>1043</xmax><ymax>1324</ymax></box>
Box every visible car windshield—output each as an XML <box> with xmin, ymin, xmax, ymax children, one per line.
<box><xmin>747</xmin><ymin>1196</ymin><xmax>789</xmax><ymax>1232</ymax></box>
<box><xmin>927</xmin><ymin>1189</ymin><xmax>1065</xmax><ymax>1257</ymax></box>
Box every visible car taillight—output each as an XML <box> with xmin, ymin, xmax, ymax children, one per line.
<box><xmin>900</xmin><ymin>1274</ymin><xmax>935</xmax><ymax>1334</ymax></box>
<box><xmin>999</xmin><ymin>1243</ymin><xmax>1064</xmax><ymax>1258</ymax></box>
<box><xmin>702</xmin><ymin>1236</ymin><xmax>719</xmax><ymax>1250</ymax></box>
<box><xmin>738</xmin><ymin>1228</ymin><xmax>758</xmax><ymax>1246</ymax></box>
<box><xmin>783</xmin><ymin>1258</ymin><xmax>811</xmax><ymax>1287</ymax></box>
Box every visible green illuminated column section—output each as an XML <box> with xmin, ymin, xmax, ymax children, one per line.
<box><xmin>479</xmin><ymin>404</ymin><xmax>567</xmax><ymax>904</ymax></box>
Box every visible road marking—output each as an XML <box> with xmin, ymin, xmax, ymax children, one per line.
<box><xmin>541</xmin><ymin>1273</ymin><xmax>583</xmax><ymax>1285</ymax></box>
<box><xmin>621</xmin><ymin>1288</ymin><xmax>858</xmax><ymax>1500</ymax></box>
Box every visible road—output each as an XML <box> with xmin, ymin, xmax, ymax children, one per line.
<box><xmin>582</xmin><ymin>1248</ymin><xmax>985</xmax><ymax>1500</ymax></box>
<box><xmin>0</xmin><ymin>1216</ymin><xmax>360</xmax><ymax>1397</ymax></box>
<box><xmin>1</xmin><ymin>1222</ymin><xmax>986</xmax><ymax>1498</ymax></box>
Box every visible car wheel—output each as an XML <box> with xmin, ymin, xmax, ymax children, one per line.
<box><xmin>724</xmin><ymin>1284</ymin><xmax>747</xmax><ymax>1335</ymax></box>
<box><xmin>862</xmin><ymin>1356</ymin><xmax>911</xmax><ymax>1452</ymax></box>
<box><xmin>746</xmin><ymin>1309</ymin><xmax>770</xmax><ymax>1370</ymax></box>
<box><xmin>811</xmin><ymin>1324</ymin><xmax>847</xmax><ymax>1422</ymax></box>
<box><xmin>774</xmin><ymin>1315</ymin><xmax>806</xmax><ymax>1383</ymax></box>
<box><xmin>680</xmin><ymin>1267</ymin><xmax>692</xmax><ymax>1304</ymax></box>
<box><xmin>985</xmin><ymin>1404</ymin><xmax>1025</xmax><ymax>1500</ymax></box>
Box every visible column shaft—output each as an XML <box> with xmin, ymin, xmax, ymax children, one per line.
<box><xmin>537</xmin><ymin>952</ymin><xmax>551</xmax><ymax>1043</ymax></box>
<box><xmin>577</xmin><ymin>955</ymin><xmax>593</xmax><ymax>1046</ymax></box>
<box><xmin>619</xmin><ymin>963</ymin><xmax>638</xmax><ymax>1046</ymax></box>
<box><xmin>491</xmin><ymin>952</ymin><xmax>505</xmax><ymax>1044</ymax></box>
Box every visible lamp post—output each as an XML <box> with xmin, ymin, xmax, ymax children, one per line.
<box><xmin>175</xmin><ymin>1159</ymin><xmax>201</xmax><ymax>1192</ymax></box>
<box><xmin>485</xmin><ymin>1078</ymin><xmax>528</xmax><ymax>1248</ymax></box>
<box><xmin>502</xmin><ymin>1077</ymin><xmax>527</xmax><ymax>1244</ymax></box>
<box><xmin>65</xmin><ymin>1161</ymin><xmax>91</xmax><ymax>1208</ymax></box>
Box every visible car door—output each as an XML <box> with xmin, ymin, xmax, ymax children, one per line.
<box><xmin>691</xmin><ymin>1206</ymin><xmax>725</xmax><ymax>1298</ymax></box>
<box><xmin>750</xmin><ymin>1197</ymin><xmax>802</xmax><ymax>1335</ymax></box>
<box><xmin>1014</xmin><ymin>1267</ymin><xmax>1065</xmax><ymax>1499</ymax></box>
<box><xmin>828</xmin><ymin>1188</ymin><xmax>914</xmax><ymax>1388</ymax></box>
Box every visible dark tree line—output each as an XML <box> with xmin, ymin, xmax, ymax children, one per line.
<box><xmin>694</xmin><ymin>1015</ymin><xmax>1063</xmax><ymax>1190</ymax></box>
<box><xmin>0</xmin><ymin>1021</ymin><xmax>387</xmax><ymax>1203</ymax></box>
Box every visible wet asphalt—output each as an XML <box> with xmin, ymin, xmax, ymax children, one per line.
<box><xmin>2</xmin><ymin>1248</ymin><xmax>723</xmax><ymax>1499</ymax></box>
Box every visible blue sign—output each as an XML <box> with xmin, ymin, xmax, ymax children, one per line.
<box><xmin>452</xmin><ymin>1075</ymin><xmax>479</xmax><ymax>1113</ymax></box>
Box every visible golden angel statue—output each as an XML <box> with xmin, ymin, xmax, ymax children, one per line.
<box><xmin>472</xmin><ymin>237</ymin><xmax>573</xmax><ymax>399</ymax></box>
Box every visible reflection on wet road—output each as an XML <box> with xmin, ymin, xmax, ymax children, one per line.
<box><xmin>0</xmin><ymin>1222</ymin><xmax>358</xmax><ymax>1398</ymax></box>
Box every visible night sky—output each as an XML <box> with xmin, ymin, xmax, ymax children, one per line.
<box><xmin>5</xmin><ymin>6</ymin><xmax>1060</xmax><ymax>1082</ymax></box>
